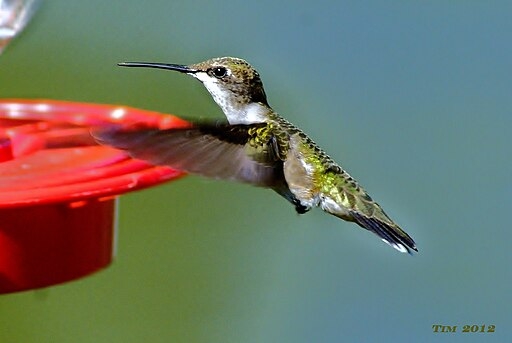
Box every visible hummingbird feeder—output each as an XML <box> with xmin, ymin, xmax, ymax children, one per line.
<box><xmin>0</xmin><ymin>99</ymin><xmax>187</xmax><ymax>294</ymax></box>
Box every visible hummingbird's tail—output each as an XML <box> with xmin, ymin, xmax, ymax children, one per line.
<box><xmin>349</xmin><ymin>211</ymin><xmax>417</xmax><ymax>254</ymax></box>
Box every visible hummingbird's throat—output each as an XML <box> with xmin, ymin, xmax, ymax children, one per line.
<box><xmin>192</xmin><ymin>73</ymin><xmax>267</xmax><ymax>124</ymax></box>
<box><xmin>213</xmin><ymin>93</ymin><xmax>268</xmax><ymax>125</ymax></box>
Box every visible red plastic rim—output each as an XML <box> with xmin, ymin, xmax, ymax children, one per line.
<box><xmin>0</xmin><ymin>99</ymin><xmax>188</xmax><ymax>294</ymax></box>
<box><xmin>0</xmin><ymin>99</ymin><xmax>188</xmax><ymax>207</ymax></box>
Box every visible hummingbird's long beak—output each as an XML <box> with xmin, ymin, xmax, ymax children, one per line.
<box><xmin>117</xmin><ymin>62</ymin><xmax>197</xmax><ymax>74</ymax></box>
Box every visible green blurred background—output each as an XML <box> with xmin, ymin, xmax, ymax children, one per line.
<box><xmin>1</xmin><ymin>1</ymin><xmax>511</xmax><ymax>342</ymax></box>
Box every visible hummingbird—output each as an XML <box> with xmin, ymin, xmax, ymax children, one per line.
<box><xmin>93</xmin><ymin>57</ymin><xmax>417</xmax><ymax>254</ymax></box>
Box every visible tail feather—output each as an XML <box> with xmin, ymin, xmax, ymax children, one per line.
<box><xmin>350</xmin><ymin>211</ymin><xmax>417</xmax><ymax>254</ymax></box>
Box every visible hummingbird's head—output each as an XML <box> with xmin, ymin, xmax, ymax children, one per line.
<box><xmin>118</xmin><ymin>57</ymin><xmax>270</xmax><ymax>124</ymax></box>
<box><xmin>190</xmin><ymin>57</ymin><xmax>268</xmax><ymax>106</ymax></box>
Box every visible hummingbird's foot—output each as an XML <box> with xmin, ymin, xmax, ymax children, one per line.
<box><xmin>293</xmin><ymin>200</ymin><xmax>310</xmax><ymax>214</ymax></box>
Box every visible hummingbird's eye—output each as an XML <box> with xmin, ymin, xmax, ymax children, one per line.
<box><xmin>210</xmin><ymin>66</ymin><xmax>228</xmax><ymax>78</ymax></box>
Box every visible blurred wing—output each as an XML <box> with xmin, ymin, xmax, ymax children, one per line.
<box><xmin>92</xmin><ymin>123</ymin><xmax>282</xmax><ymax>187</ymax></box>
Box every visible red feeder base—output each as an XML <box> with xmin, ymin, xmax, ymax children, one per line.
<box><xmin>0</xmin><ymin>199</ymin><xmax>116</xmax><ymax>293</ymax></box>
<box><xmin>0</xmin><ymin>99</ymin><xmax>187</xmax><ymax>294</ymax></box>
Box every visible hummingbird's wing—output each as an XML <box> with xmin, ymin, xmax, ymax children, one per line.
<box><xmin>92</xmin><ymin>122</ymin><xmax>283</xmax><ymax>187</ymax></box>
